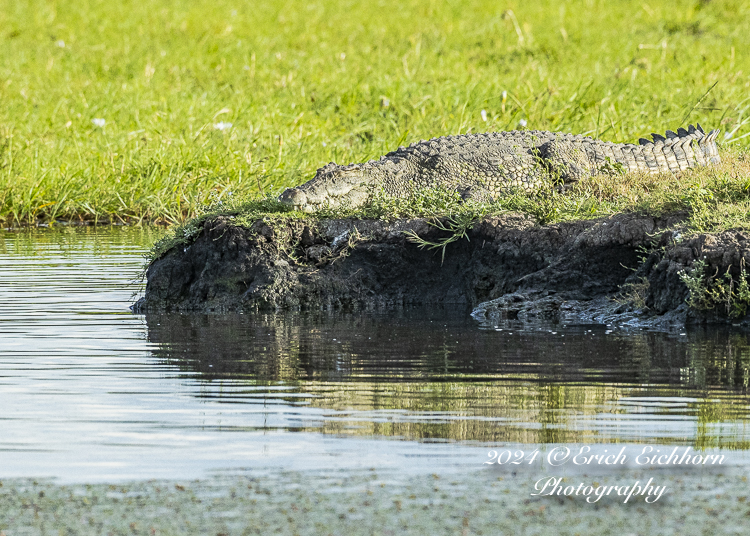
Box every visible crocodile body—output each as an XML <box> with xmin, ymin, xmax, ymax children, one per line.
<box><xmin>279</xmin><ymin>124</ymin><xmax>720</xmax><ymax>212</ymax></box>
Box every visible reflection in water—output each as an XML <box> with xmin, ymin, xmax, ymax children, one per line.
<box><xmin>146</xmin><ymin>311</ymin><xmax>750</xmax><ymax>448</ymax></box>
<box><xmin>2</xmin><ymin>227</ymin><xmax>750</xmax><ymax>482</ymax></box>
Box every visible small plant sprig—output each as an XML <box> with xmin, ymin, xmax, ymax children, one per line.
<box><xmin>404</xmin><ymin>209</ymin><xmax>487</xmax><ymax>264</ymax></box>
<box><xmin>679</xmin><ymin>259</ymin><xmax>750</xmax><ymax>319</ymax></box>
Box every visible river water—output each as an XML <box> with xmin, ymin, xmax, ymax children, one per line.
<box><xmin>2</xmin><ymin>227</ymin><xmax>750</xmax><ymax>482</ymax></box>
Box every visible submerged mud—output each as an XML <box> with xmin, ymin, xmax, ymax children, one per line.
<box><xmin>133</xmin><ymin>213</ymin><xmax>750</xmax><ymax>327</ymax></box>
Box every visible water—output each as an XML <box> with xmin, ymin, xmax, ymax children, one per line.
<box><xmin>2</xmin><ymin>228</ymin><xmax>750</xmax><ymax>482</ymax></box>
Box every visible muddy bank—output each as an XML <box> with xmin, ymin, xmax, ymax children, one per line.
<box><xmin>133</xmin><ymin>212</ymin><xmax>750</xmax><ymax>327</ymax></box>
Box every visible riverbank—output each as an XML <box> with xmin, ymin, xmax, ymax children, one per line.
<box><xmin>129</xmin><ymin>143</ymin><xmax>750</xmax><ymax>324</ymax></box>
<box><xmin>134</xmin><ymin>206</ymin><xmax>750</xmax><ymax>327</ymax></box>
<box><xmin>1</xmin><ymin>466</ymin><xmax>748</xmax><ymax>535</ymax></box>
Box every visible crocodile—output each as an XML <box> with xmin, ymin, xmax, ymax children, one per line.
<box><xmin>278</xmin><ymin>124</ymin><xmax>720</xmax><ymax>212</ymax></box>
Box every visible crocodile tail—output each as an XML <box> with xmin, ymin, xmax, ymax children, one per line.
<box><xmin>636</xmin><ymin>124</ymin><xmax>720</xmax><ymax>173</ymax></box>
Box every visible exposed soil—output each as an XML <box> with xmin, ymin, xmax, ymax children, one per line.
<box><xmin>133</xmin><ymin>213</ymin><xmax>750</xmax><ymax>327</ymax></box>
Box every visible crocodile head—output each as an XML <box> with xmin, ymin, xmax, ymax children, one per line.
<box><xmin>278</xmin><ymin>162</ymin><xmax>376</xmax><ymax>212</ymax></box>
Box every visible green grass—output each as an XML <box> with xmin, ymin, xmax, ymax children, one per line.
<box><xmin>2</xmin><ymin>0</ymin><xmax>750</xmax><ymax>226</ymax></box>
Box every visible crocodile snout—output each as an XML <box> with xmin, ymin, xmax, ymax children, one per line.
<box><xmin>278</xmin><ymin>169</ymin><xmax>374</xmax><ymax>212</ymax></box>
<box><xmin>278</xmin><ymin>188</ymin><xmax>313</xmax><ymax>212</ymax></box>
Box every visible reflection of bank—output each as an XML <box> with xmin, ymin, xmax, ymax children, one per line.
<box><xmin>143</xmin><ymin>310</ymin><xmax>750</xmax><ymax>447</ymax></box>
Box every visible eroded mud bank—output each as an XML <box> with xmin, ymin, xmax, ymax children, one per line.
<box><xmin>133</xmin><ymin>213</ymin><xmax>750</xmax><ymax>327</ymax></box>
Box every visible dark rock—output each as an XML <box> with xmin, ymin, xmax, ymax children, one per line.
<box><xmin>300</xmin><ymin>226</ymin><xmax>315</xmax><ymax>246</ymax></box>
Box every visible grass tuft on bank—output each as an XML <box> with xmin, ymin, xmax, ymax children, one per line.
<box><xmin>3</xmin><ymin>0</ymin><xmax>750</xmax><ymax>226</ymax></box>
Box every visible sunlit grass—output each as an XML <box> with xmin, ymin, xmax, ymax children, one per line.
<box><xmin>2</xmin><ymin>0</ymin><xmax>750</xmax><ymax>225</ymax></box>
